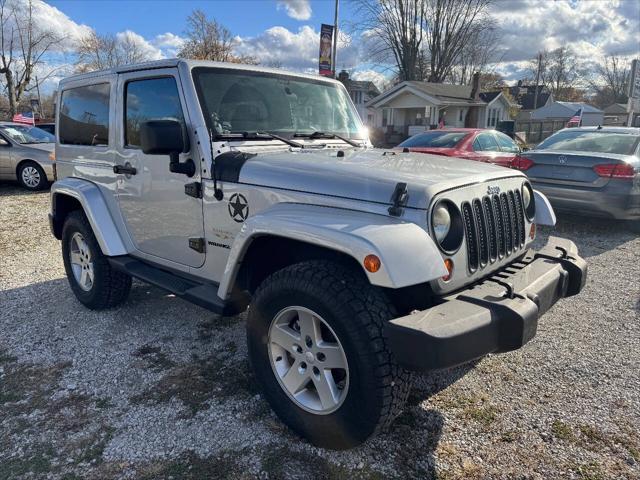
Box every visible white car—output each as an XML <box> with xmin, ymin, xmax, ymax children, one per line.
<box><xmin>49</xmin><ymin>59</ymin><xmax>587</xmax><ymax>449</ymax></box>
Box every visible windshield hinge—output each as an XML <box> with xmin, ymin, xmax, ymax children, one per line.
<box><xmin>184</xmin><ymin>182</ymin><xmax>203</xmax><ymax>199</ymax></box>
<box><xmin>388</xmin><ymin>182</ymin><xmax>409</xmax><ymax>216</ymax></box>
<box><xmin>189</xmin><ymin>237</ymin><xmax>206</xmax><ymax>253</ymax></box>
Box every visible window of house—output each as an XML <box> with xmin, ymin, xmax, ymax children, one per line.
<box><xmin>125</xmin><ymin>77</ymin><xmax>185</xmax><ymax>148</ymax></box>
<box><xmin>459</xmin><ymin>109</ymin><xmax>464</xmax><ymax>122</ymax></box>
<box><xmin>59</xmin><ymin>83</ymin><xmax>110</xmax><ymax>146</ymax></box>
<box><xmin>473</xmin><ymin>132</ymin><xmax>499</xmax><ymax>152</ymax></box>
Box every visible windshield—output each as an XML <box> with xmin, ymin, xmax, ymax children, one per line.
<box><xmin>399</xmin><ymin>131</ymin><xmax>468</xmax><ymax>148</ymax></box>
<box><xmin>192</xmin><ymin>67</ymin><xmax>365</xmax><ymax>139</ymax></box>
<box><xmin>536</xmin><ymin>130</ymin><xmax>640</xmax><ymax>155</ymax></box>
<box><xmin>0</xmin><ymin>125</ymin><xmax>55</xmax><ymax>144</ymax></box>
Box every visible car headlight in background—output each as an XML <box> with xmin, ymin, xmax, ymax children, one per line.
<box><xmin>522</xmin><ymin>182</ymin><xmax>535</xmax><ymax>220</ymax></box>
<box><xmin>430</xmin><ymin>200</ymin><xmax>464</xmax><ymax>254</ymax></box>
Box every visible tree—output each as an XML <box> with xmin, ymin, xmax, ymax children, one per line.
<box><xmin>352</xmin><ymin>0</ymin><xmax>494</xmax><ymax>83</ymax></box>
<box><xmin>446</xmin><ymin>23</ymin><xmax>502</xmax><ymax>85</ymax></box>
<box><xmin>351</xmin><ymin>0</ymin><xmax>427</xmax><ymax>81</ymax></box>
<box><xmin>75</xmin><ymin>31</ymin><xmax>152</xmax><ymax>73</ymax></box>
<box><xmin>0</xmin><ymin>0</ymin><xmax>62</xmax><ymax>117</ymax></box>
<box><xmin>423</xmin><ymin>0</ymin><xmax>493</xmax><ymax>82</ymax></box>
<box><xmin>529</xmin><ymin>47</ymin><xmax>582</xmax><ymax>100</ymax></box>
<box><xmin>589</xmin><ymin>54</ymin><xmax>630</xmax><ymax>108</ymax></box>
<box><xmin>178</xmin><ymin>9</ymin><xmax>256</xmax><ymax>64</ymax></box>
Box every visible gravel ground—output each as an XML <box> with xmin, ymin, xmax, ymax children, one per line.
<box><xmin>1</xmin><ymin>181</ymin><xmax>639</xmax><ymax>480</ymax></box>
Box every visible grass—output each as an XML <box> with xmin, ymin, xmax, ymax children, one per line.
<box><xmin>261</xmin><ymin>446</ymin><xmax>386</xmax><ymax>480</ymax></box>
<box><xmin>130</xmin><ymin>352</ymin><xmax>256</xmax><ymax>416</ymax></box>
<box><xmin>551</xmin><ymin>420</ymin><xmax>575</xmax><ymax>441</ymax></box>
<box><xmin>136</xmin><ymin>450</ymin><xmax>243</xmax><ymax>480</ymax></box>
<box><xmin>463</xmin><ymin>404</ymin><xmax>499</xmax><ymax>426</ymax></box>
<box><xmin>132</xmin><ymin>344</ymin><xmax>175</xmax><ymax>372</ymax></box>
<box><xmin>570</xmin><ymin>461</ymin><xmax>606</xmax><ymax>480</ymax></box>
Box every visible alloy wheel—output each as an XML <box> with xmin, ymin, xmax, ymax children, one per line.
<box><xmin>268</xmin><ymin>306</ymin><xmax>349</xmax><ymax>414</ymax></box>
<box><xmin>69</xmin><ymin>232</ymin><xmax>94</xmax><ymax>291</ymax></box>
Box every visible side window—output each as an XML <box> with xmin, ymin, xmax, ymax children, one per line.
<box><xmin>473</xmin><ymin>133</ymin><xmax>499</xmax><ymax>152</ymax></box>
<box><xmin>59</xmin><ymin>83</ymin><xmax>110</xmax><ymax>146</ymax></box>
<box><xmin>125</xmin><ymin>77</ymin><xmax>185</xmax><ymax>148</ymax></box>
<box><xmin>495</xmin><ymin>132</ymin><xmax>519</xmax><ymax>153</ymax></box>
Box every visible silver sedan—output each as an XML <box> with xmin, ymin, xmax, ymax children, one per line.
<box><xmin>513</xmin><ymin>127</ymin><xmax>640</xmax><ymax>222</ymax></box>
<box><xmin>0</xmin><ymin>122</ymin><xmax>55</xmax><ymax>190</ymax></box>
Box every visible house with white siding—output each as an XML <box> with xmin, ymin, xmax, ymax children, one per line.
<box><xmin>365</xmin><ymin>73</ymin><xmax>514</xmax><ymax>142</ymax></box>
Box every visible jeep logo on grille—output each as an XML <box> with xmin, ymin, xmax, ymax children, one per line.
<box><xmin>487</xmin><ymin>185</ymin><xmax>501</xmax><ymax>195</ymax></box>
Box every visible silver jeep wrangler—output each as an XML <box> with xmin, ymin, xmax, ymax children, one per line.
<box><xmin>49</xmin><ymin>59</ymin><xmax>587</xmax><ymax>449</ymax></box>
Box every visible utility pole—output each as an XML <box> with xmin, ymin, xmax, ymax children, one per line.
<box><xmin>533</xmin><ymin>52</ymin><xmax>542</xmax><ymax>110</ymax></box>
<box><xmin>35</xmin><ymin>75</ymin><xmax>43</xmax><ymax>119</ymax></box>
<box><xmin>332</xmin><ymin>0</ymin><xmax>339</xmax><ymax>78</ymax></box>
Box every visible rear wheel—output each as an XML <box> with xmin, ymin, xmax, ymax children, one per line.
<box><xmin>247</xmin><ymin>260</ymin><xmax>411</xmax><ymax>449</ymax></box>
<box><xmin>62</xmin><ymin>211</ymin><xmax>131</xmax><ymax>309</ymax></box>
<box><xmin>17</xmin><ymin>161</ymin><xmax>47</xmax><ymax>190</ymax></box>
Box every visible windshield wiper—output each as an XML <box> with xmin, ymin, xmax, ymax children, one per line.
<box><xmin>215</xmin><ymin>131</ymin><xmax>303</xmax><ymax>149</ymax></box>
<box><xmin>294</xmin><ymin>131</ymin><xmax>363</xmax><ymax>148</ymax></box>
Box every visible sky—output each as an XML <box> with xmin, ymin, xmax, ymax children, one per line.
<box><xmin>18</xmin><ymin>0</ymin><xmax>640</xmax><ymax>93</ymax></box>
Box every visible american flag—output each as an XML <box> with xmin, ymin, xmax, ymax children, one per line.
<box><xmin>566</xmin><ymin>108</ymin><xmax>582</xmax><ymax>127</ymax></box>
<box><xmin>12</xmin><ymin>111</ymin><xmax>34</xmax><ymax>125</ymax></box>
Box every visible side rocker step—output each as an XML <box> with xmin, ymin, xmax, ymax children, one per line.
<box><xmin>108</xmin><ymin>256</ymin><xmax>236</xmax><ymax>315</ymax></box>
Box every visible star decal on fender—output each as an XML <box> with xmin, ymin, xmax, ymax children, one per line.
<box><xmin>228</xmin><ymin>193</ymin><xmax>249</xmax><ymax>223</ymax></box>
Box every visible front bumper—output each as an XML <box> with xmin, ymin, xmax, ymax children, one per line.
<box><xmin>385</xmin><ymin>237</ymin><xmax>587</xmax><ymax>372</ymax></box>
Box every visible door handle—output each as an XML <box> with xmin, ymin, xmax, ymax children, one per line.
<box><xmin>113</xmin><ymin>164</ymin><xmax>137</xmax><ymax>175</ymax></box>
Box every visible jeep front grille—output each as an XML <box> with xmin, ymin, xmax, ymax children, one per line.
<box><xmin>461</xmin><ymin>189</ymin><xmax>526</xmax><ymax>273</ymax></box>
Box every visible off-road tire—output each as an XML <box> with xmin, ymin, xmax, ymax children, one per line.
<box><xmin>17</xmin><ymin>161</ymin><xmax>47</xmax><ymax>190</ymax></box>
<box><xmin>61</xmin><ymin>210</ymin><xmax>131</xmax><ymax>309</ymax></box>
<box><xmin>247</xmin><ymin>260</ymin><xmax>411</xmax><ymax>449</ymax></box>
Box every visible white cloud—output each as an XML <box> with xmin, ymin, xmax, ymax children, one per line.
<box><xmin>351</xmin><ymin>69</ymin><xmax>389</xmax><ymax>91</ymax></box>
<box><xmin>6</xmin><ymin>0</ymin><xmax>92</xmax><ymax>51</ymax></box>
<box><xmin>484</xmin><ymin>0</ymin><xmax>640</xmax><ymax>83</ymax></box>
<box><xmin>235</xmin><ymin>25</ymin><xmax>360</xmax><ymax>73</ymax></box>
<box><xmin>154</xmin><ymin>32</ymin><xmax>186</xmax><ymax>57</ymax></box>
<box><xmin>116</xmin><ymin>30</ymin><xmax>164</xmax><ymax>61</ymax></box>
<box><xmin>276</xmin><ymin>0</ymin><xmax>312</xmax><ymax>21</ymax></box>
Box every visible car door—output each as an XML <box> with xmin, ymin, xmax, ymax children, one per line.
<box><xmin>0</xmin><ymin>133</ymin><xmax>12</xmax><ymax>178</ymax></box>
<box><xmin>493</xmin><ymin>131</ymin><xmax>520</xmax><ymax>167</ymax></box>
<box><xmin>469</xmin><ymin>132</ymin><xmax>502</xmax><ymax>163</ymax></box>
<box><xmin>114</xmin><ymin>69</ymin><xmax>205</xmax><ymax>268</ymax></box>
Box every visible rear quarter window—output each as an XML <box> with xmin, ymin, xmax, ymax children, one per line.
<box><xmin>59</xmin><ymin>83</ymin><xmax>110</xmax><ymax>146</ymax></box>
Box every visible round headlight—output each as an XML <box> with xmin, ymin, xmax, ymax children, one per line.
<box><xmin>432</xmin><ymin>205</ymin><xmax>451</xmax><ymax>242</ymax></box>
<box><xmin>522</xmin><ymin>182</ymin><xmax>535</xmax><ymax>220</ymax></box>
<box><xmin>431</xmin><ymin>200</ymin><xmax>464</xmax><ymax>253</ymax></box>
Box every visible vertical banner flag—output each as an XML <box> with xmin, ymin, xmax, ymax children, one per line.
<box><xmin>319</xmin><ymin>24</ymin><xmax>334</xmax><ymax>77</ymax></box>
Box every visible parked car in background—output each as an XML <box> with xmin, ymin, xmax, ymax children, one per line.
<box><xmin>37</xmin><ymin>123</ymin><xmax>56</xmax><ymax>135</ymax></box>
<box><xmin>512</xmin><ymin>127</ymin><xmax>640</xmax><ymax>222</ymax></box>
<box><xmin>398</xmin><ymin>128</ymin><xmax>521</xmax><ymax>168</ymax></box>
<box><xmin>0</xmin><ymin>122</ymin><xmax>55</xmax><ymax>190</ymax></box>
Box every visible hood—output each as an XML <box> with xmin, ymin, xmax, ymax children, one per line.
<box><xmin>21</xmin><ymin>142</ymin><xmax>54</xmax><ymax>153</ymax></box>
<box><xmin>238</xmin><ymin>148</ymin><xmax>523</xmax><ymax>209</ymax></box>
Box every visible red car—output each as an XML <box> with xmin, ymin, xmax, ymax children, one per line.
<box><xmin>398</xmin><ymin>128</ymin><xmax>522</xmax><ymax>168</ymax></box>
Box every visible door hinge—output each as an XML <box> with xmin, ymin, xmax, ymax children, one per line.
<box><xmin>185</xmin><ymin>182</ymin><xmax>203</xmax><ymax>199</ymax></box>
<box><xmin>189</xmin><ymin>237</ymin><xmax>206</xmax><ymax>253</ymax></box>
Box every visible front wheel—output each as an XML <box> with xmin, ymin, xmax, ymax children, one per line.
<box><xmin>247</xmin><ymin>260</ymin><xmax>411</xmax><ymax>449</ymax></box>
<box><xmin>17</xmin><ymin>161</ymin><xmax>47</xmax><ymax>190</ymax></box>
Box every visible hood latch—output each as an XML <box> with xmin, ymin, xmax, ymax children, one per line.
<box><xmin>388</xmin><ymin>182</ymin><xmax>408</xmax><ymax>216</ymax></box>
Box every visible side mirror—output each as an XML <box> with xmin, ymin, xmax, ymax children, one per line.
<box><xmin>140</xmin><ymin>120</ymin><xmax>194</xmax><ymax>177</ymax></box>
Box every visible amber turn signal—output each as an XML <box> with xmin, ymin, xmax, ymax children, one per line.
<box><xmin>529</xmin><ymin>223</ymin><xmax>536</xmax><ymax>239</ymax></box>
<box><xmin>442</xmin><ymin>258</ymin><xmax>454</xmax><ymax>281</ymax></box>
<box><xmin>363</xmin><ymin>254</ymin><xmax>381</xmax><ymax>273</ymax></box>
